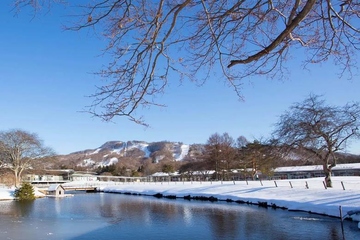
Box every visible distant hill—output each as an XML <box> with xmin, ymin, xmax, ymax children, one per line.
<box><xmin>55</xmin><ymin>141</ymin><xmax>359</xmax><ymax>170</ymax></box>
<box><xmin>57</xmin><ymin>141</ymin><xmax>204</xmax><ymax>169</ymax></box>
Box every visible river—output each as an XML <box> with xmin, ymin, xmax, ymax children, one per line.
<box><xmin>0</xmin><ymin>192</ymin><xmax>358</xmax><ymax>240</ymax></box>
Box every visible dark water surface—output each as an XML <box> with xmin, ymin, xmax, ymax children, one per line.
<box><xmin>0</xmin><ymin>192</ymin><xmax>358</xmax><ymax>240</ymax></box>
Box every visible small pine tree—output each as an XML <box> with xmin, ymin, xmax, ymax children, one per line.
<box><xmin>14</xmin><ymin>182</ymin><xmax>36</xmax><ymax>201</ymax></box>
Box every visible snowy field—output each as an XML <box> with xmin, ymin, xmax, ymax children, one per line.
<box><xmin>1</xmin><ymin>176</ymin><xmax>360</xmax><ymax>223</ymax></box>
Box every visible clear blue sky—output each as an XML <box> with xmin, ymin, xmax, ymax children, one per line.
<box><xmin>1</xmin><ymin>3</ymin><xmax>360</xmax><ymax>155</ymax></box>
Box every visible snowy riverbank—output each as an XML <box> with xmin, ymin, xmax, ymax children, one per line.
<box><xmin>0</xmin><ymin>186</ymin><xmax>45</xmax><ymax>200</ymax></box>
<box><xmin>97</xmin><ymin>176</ymin><xmax>360</xmax><ymax>222</ymax></box>
<box><xmin>0</xmin><ymin>187</ymin><xmax>15</xmax><ymax>200</ymax></box>
<box><xmin>1</xmin><ymin>177</ymin><xmax>360</xmax><ymax>223</ymax></box>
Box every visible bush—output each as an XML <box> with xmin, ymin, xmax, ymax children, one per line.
<box><xmin>14</xmin><ymin>182</ymin><xmax>35</xmax><ymax>201</ymax></box>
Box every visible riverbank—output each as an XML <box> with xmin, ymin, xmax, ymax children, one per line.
<box><xmin>0</xmin><ymin>186</ymin><xmax>45</xmax><ymax>201</ymax></box>
<box><xmin>0</xmin><ymin>187</ymin><xmax>15</xmax><ymax>201</ymax></box>
<box><xmin>96</xmin><ymin>176</ymin><xmax>360</xmax><ymax>222</ymax></box>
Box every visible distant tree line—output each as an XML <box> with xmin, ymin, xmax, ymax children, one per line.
<box><xmin>178</xmin><ymin>133</ymin><xmax>282</xmax><ymax>181</ymax></box>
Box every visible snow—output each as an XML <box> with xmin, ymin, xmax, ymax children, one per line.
<box><xmin>48</xmin><ymin>184</ymin><xmax>61</xmax><ymax>191</ymax></box>
<box><xmin>111</xmin><ymin>147</ymin><xmax>124</xmax><ymax>154</ymax></box>
<box><xmin>0</xmin><ymin>187</ymin><xmax>15</xmax><ymax>200</ymax></box>
<box><xmin>154</xmin><ymin>155</ymin><xmax>165</xmax><ymax>163</ymax></box>
<box><xmin>126</xmin><ymin>142</ymin><xmax>151</xmax><ymax>157</ymax></box>
<box><xmin>1</xmin><ymin>176</ymin><xmax>360</xmax><ymax>223</ymax></box>
<box><xmin>173</xmin><ymin>144</ymin><xmax>190</xmax><ymax>161</ymax></box>
<box><xmin>82</xmin><ymin>158</ymin><xmax>96</xmax><ymax>167</ymax></box>
<box><xmin>89</xmin><ymin>148</ymin><xmax>101</xmax><ymax>155</ymax></box>
<box><xmin>100</xmin><ymin>157</ymin><xmax>119</xmax><ymax>167</ymax></box>
<box><xmin>151</xmin><ymin>172</ymin><xmax>171</xmax><ymax>177</ymax></box>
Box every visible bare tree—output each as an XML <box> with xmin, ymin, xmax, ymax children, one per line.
<box><xmin>12</xmin><ymin>1</ymin><xmax>360</xmax><ymax>125</ymax></box>
<box><xmin>205</xmin><ymin>132</ymin><xmax>236</xmax><ymax>180</ymax></box>
<box><xmin>236</xmin><ymin>136</ymin><xmax>249</xmax><ymax>149</ymax></box>
<box><xmin>0</xmin><ymin>129</ymin><xmax>54</xmax><ymax>187</ymax></box>
<box><xmin>273</xmin><ymin>94</ymin><xmax>360</xmax><ymax>187</ymax></box>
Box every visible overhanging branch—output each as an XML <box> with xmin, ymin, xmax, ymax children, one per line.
<box><xmin>227</xmin><ymin>0</ymin><xmax>316</xmax><ymax>68</ymax></box>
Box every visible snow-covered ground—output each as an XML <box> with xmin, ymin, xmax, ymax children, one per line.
<box><xmin>1</xmin><ymin>177</ymin><xmax>360</xmax><ymax>223</ymax></box>
<box><xmin>0</xmin><ymin>186</ymin><xmax>15</xmax><ymax>200</ymax></box>
<box><xmin>0</xmin><ymin>186</ymin><xmax>45</xmax><ymax>200</ymax></box>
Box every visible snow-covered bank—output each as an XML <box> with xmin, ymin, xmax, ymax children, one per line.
<box><xmin>0</xmin><ymin>187</ymin><xmax>45</xmax><ymax>200</ymax></box>
<box><xmin>0</xmin><ymin>187</ymin><xmax>15</xmax><ymax>200</ymax></box>
<box><xmin>98</xmin><ymin>176</ymin><xmax>360</xmax><ymax>221</ymax></box>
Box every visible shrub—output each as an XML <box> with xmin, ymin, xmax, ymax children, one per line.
<box><xmin>14</xmin><ymin>182</ymin><xmax>35</xmax><ymax>201</ymax></box>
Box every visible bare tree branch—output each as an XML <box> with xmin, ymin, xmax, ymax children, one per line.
<box><xmin>11</xmin><ymin>0</ymin><xmax>360</xmax><ymax>125</ymax></box>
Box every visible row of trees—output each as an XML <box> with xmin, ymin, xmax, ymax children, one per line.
<box><xmin>179</xmin><ymin>133</ymin><xmax>280</xmax><ymax>181</ymax></box>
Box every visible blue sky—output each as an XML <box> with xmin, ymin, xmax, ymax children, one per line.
<box><xmin>1</xmin><ymin>3</ymin><xmax>360</xmax><ymax>155</ymax></box>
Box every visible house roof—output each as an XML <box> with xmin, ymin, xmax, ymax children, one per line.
<box><xmin>48</xmin><ymin>184</ymin><xmax>65</xmax><ymax>191</ymax></box>
<box><xmin>274</xmin><ymin>163</ymin><xmax>360</xmax><ymax>173</ymax></box>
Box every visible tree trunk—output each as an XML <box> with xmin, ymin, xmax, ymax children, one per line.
<box><xmin>252</xmin><ymin>160</ymin><xmax>257</xmax><ymax>180</ymax></box>
<box><xmin>14</xmin><ymin>171</ymin><xmax>20</xmax><ymax>188</ymax></box>
<box><xmin>323</xmin><ymin>165</ymin><xmax>333</xmax><ymax>188</ymax></box>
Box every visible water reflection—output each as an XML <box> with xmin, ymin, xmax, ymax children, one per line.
<box><xmin>0</xmin><ymin>193</ymin><xmax>358</xmax><ymax>240</ymax></box>
<box><xmin>0</xmin><ymin>200</ymin><xmax>34</xmax><ymax>217</ymax></box>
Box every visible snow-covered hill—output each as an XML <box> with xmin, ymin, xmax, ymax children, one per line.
<box><xmin>58</xmin><ymin>141</ymin><xmax>194</xmax><ymax>168</ymax></box>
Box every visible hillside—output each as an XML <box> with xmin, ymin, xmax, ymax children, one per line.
<box><xmin>57</xmin><ymin>141</ymin><xmax>203</xmax><ymax>170</ymax></box>
<box><xmin>55</xmin><ymin>141</ymin><xmax>359</xmax><ymax>172</ymax></box>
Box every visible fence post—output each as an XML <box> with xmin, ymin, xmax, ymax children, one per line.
<box><xmin>341</xmin><ymin>181</ymin><xmax>346</xmax><ymax>190</ymax></box>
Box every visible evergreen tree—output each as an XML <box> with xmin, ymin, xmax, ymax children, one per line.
<box><xmin>14</xmin><ymin>182</ymin><xmax>36</xmax><ymax>201</ymax></box>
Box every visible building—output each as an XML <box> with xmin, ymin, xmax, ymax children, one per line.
<box><xmin>24</xmin><ymin>169</ymin><xmax>73</xmax><ymax>185</ymax></box>
<box><xmin>273</xmin><ymin>163</ymin><xmax>360</xmax><ymax>179</ymax></box>
<box><xmin>47</xmin><ymin>184</ymin><xmax>66</xmax><ymax>197</ymax></box>
<box><xmin>71</xmin><ymin>172</ymin><xmax>98</xmax><ymax>182</ymax></box>
<box><xmin>150</xmin><ymin>163</ymin><xmax>360</xmax><ymax>182</ymax></box>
